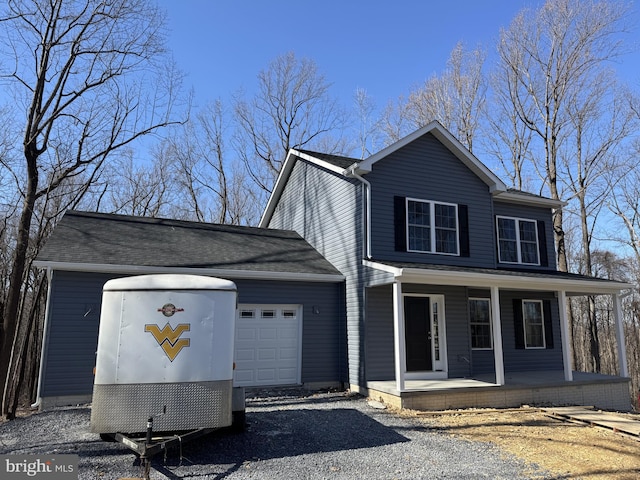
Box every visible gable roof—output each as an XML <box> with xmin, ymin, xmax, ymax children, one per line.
<box><xmin>354</xmin><ymin>121</ymin><xmax>507</xmax><ymax>193</ymax></box>
<box><xmin>260</xmin><ymin>122</ymin><xmax>563</xmax><ymax>227</ymax></box>
<box><xmin>34</xmin><ymin>211</ymin><xmax>343</xmax><ymax>282</ymax></box>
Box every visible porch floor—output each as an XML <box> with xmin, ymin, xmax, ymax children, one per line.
<box><xmin>365</xmin><ymin>371</ymin><xmax>632</xmax><ymax>412</ymax></box>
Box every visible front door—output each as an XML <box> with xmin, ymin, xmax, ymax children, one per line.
<box><xmin>404</xmin><ymin>296</ymin><xmax>432</xmax><ymax>371</ymax></box>
<box><xmin>403</xmin><ymin>294</ymin><xmax>447</xmax><ymax>376</ymax></box>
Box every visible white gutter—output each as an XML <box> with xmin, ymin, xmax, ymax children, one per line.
<box><xmin>32</xmin><ymin>261</ymin><xmax>345</xmax><ymax>283</ymax></box>
<box><xmin>345</xmin><ymin>166</ymin><xmax>372</xmax><ymax>259</ymax></box>
<box><xmin>31</xmin><ymin>267</ymin><xmax>53</xmax><ymax>409</ymax></box>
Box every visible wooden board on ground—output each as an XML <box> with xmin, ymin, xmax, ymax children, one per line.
<box><xmin>542</xmin><ymin>406</ymin><xmax>640</xmax><ymax>439</ymax></box>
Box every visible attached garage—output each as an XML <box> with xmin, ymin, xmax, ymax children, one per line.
<box><xmin>33</xmin><ymin>211</ymin><xmax>346</xmax><ymax>409</ymax></box>
<box><xmin>234</xmin><ymin>304</ymin><xmax>302</xmax><ymax>387</ymax></box>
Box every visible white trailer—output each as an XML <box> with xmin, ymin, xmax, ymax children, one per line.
<box><xmin>90</xmin><ymin>274</ymin><xmax>239</xmax><ymax>435</ymax></box>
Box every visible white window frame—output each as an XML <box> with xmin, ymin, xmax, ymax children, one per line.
<box><xmin>406</xmin><ymin>197</ymin><xmax>459</xmax><ymax>256</ymax></box>
<box><xmin>496</xmin><ymin>216</ymin><xmax>540</xmax><ymax>265</ymax></box>
<box><xmin>522</xmin><ymin>299</ymin><xmax>546</xmax><ymax>349</ymax></box>
<box><xmin>469</xmin><ymin>298</ymin><xmax>493</xmax><ymax>350</ymax></box>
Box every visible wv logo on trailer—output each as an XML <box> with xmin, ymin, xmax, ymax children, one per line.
<box><xmin>145</xmin><ymin>303</ymin><xmax>190</xmax><ymax>361</ymax></box>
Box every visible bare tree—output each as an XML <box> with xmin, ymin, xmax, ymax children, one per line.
<box><xmin>485</xmin><ymin>68</ymin><xmax>536</xmax><ymax>191</ymax></box>
<box><xmin>495</xmin><ymin>0</ymin><xmax>631</xmax><ymax>272</ymax></box>
<box><xmin>169</xmin><ymin>100</ymin><xmax>261</xmax><ymax>225</ymax></box>
<box><xmin>353</xmin><ymin>87</ymin><xmax>382</xmax><ymax>159</ymax></box>
<box><xmin>0</xmin><ymin>0</ymin><xmax>185</xmax><ymax>419</ymax></box>
<box><xmin>97</xmin><ymin>148</ymin><xmax>176</xmax><ymax>218</ymax></box>
<box><xmin>233</xmin><ymin>52</ymin><xmax>346</xmax><ymax>198</ymax></box>
<box><xmin>562</xmin><ymin>77</ymin><xmax>635</xmax><ymax>370</ymax></box>
<box><xmin>404</xmin><ymin>42</ymin><xmax>487</xmax><ymax>152</ymax></box>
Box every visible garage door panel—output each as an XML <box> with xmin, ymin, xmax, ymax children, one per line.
<box><xmin>258</xmin><ymin>327</ymin><xmax>278</xmax><ymax>340</ymax></box>
<box><xmin>256</xmin><ymin>369</ymin><xmax>276</xmax><ymax>381</ymax></box>
<box><xmin>234</xmin><ymin>304</ymin><xmax>301</xmax><ymax>387</ymax></box>
<box><xmin>234</xmin><ymin>370</ymin><xmax>254</xmax><ymax>383</ymax></box>
<box><xmin>236</xmin><ymin>328</ymin><xmax>256</xmax><ymax>341</ymax></box>
<box><xmin>278</xmin><ymin>368</ymin><xmax>297</xmax><ymax>381</ymax></box>
<box><xmin>279</xmin><ymin>328</ymin><xmax>297</xmax><ymax>340</ymax></box>
<box><xmin>257</xmin><ymin>348</ymin><xmax>277</xmax><ymax>360</ymax></box>
<box><xmin>279</xmin><ymin>347</ymin><xmax>297</xmax><ymax>360</ymax></box>
<box><xmin>235</xmin><ymin>348</ymin><xmax>255</xmax><ymax>361</ymax></box>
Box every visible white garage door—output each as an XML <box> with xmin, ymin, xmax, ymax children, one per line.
<box><xmin>233</xmin><ymin>304</ymin><xmax>301</xmax><ymax>387</ymax></box>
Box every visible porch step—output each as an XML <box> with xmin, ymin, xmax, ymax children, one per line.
<box><xmin>541</xmin><ymin>406</ymin><xmax>640</xmax><ymax>440</ymax></box>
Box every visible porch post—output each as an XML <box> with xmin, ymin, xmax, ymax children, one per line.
<box><xmin>392</xmin><ymin>281</ymin><xmax>406</xmax><ymax>392</ymax></box>
<box><xmin>490</xmin><ymin>286</ymin><xmax>505</xmax><ymax>386</ymax></box>
<box><xmin>557</xmin><ymin>290</ymin><xmax>573</xmax><ymax>381</ymax></box>
<box><xmin>612</xmin><ymin>294</ymin><xmax>629</xmax><ymax>378</ymax></box>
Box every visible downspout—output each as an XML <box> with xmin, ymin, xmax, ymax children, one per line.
<box><xmin>346</xmin><ymin>166</ymin><xmax>372</xmax><ymax>259</ymax></box>
<box><xmin>31</xmin><ymin>266</ymin><xmax>53</xmax><ymax>409</ymax></box>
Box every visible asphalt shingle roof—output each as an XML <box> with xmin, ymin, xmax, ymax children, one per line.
<box><xmin>295</xmin><ymin>149</ymin><xmax>357</xmax><ymax>169</ymax></box>
<box><xmin>36</xmin><ymin>211</ymin><xmax>342</xmax><ymax>277</ymax></box>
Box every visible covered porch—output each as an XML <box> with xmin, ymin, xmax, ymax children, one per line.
<box><xmin>366</xmin><ymin>371</ymin><xmax>632</xmax><ymax>411</ymax></box>
<box><xmin>362</xmin><ymin>261</ymin><xmax>633</xmax><ymax>412</ymax></box>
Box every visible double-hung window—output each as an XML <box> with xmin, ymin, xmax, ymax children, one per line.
<box><xmin>522</xmin><ymin>300</ymin><xmax>545</xmax><ymax>349</ymax></box>
<box><xmin>469</xmin><ymin>298</ymin><xmax>492</xmax><ymax>350</ymax></box>
<box><xmin>407</xmin><ymin>198</ymin><xmax>459</xmax><ymax>255</ymax></box>
<box><xmin>497</xmin><ymin>216</ymin><xmax>539</xmax><ymax>265</ymax></box>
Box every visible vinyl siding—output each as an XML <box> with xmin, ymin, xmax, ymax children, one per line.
<box><xmin>493</xmin><ymin>201</ymin><xmax>557</xmax><ymax>270</ymax></box>
<box><xmin>365</xmin><ymin>284</ymin><xmax>472</xmax><ymax>380</ymax></box>
<box><xmin>366</xmin><ymin>133</ymin><xmax>496</xmax><ymax>268</ymax></box>
<box><xmin>233</xmin><ymin>279</ymin><xmax>344</xmax><ymax>384</ymax></box>
<box><xmin>41</xmin><ymin>271</ymin><xmax>343</xmax><ymax>397</ymax></box>
<box><xmin>41</xmin><ymin>271</ymin><xmax>114</xmax><ymax>397</ymax></box>
<box><xmin>468</xmin><ymin>288</ymin><xmax>495</xmax><ymax>375</ymax></box>
<box><xmin>499</xmin><ymin>290</ymin><xmax>564</xmax><ymax>372</ymax></box>
<box><xmin>466</xmin><ymin>288</ymin><xmax>563</xmax><ymax>375</ymax></box>
<box><xmin>267</xmin><ymin>157</ymin><xmax>364</xmax><ymax>386</ymax></box>
<box><xmin>364</xmin><ymin>285</ymin><xmax>394</xmax><ymax>380</ymax></box>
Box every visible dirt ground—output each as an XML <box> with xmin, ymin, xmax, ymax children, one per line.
<box><xmin>3</xmin><ymin>403</ymin><xmax>639</xmax><ymax>479</ymax></box>
<box><xmin>411</xmin><ymin>407</ymin><xmax>640</xmax><ymax>480</ymax></box>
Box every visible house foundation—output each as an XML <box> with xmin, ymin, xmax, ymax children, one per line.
<box><xmin>362</xmin><ymin>371</ymin><xmax>632</xmax><ymax>412</ymax></box>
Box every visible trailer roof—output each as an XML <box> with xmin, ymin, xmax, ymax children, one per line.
<box><xmin>103</xmin><ymin>274</ymin><xmax>237</xmax><ymax>291</ymax></box>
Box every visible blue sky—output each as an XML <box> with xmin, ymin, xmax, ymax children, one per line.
<box><xmin>158</xmin><ymin>0</ymin><xmax>640</xmax><ymax>111</ymax></box>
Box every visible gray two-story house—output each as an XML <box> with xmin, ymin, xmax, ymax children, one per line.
<box><xmin>35</xmin><ymin>121</ymin><xmax>632</xmax><ymax>411</ymax></box>
<box><xmin>260</xmin><ymin>121</ymin><xmax>632</xmax><ymax>410</ymax></box>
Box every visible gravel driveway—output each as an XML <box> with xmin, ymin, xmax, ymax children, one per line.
<box><xmin>0</xmin><ymin>389</ymin><xmax>551</xmax><ymax>479</ymax></box>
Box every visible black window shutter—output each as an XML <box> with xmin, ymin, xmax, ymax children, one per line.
<box><xmin>537</xmin><ymin>220</ymin><xmax>549</xmax><ymax>267</ymax></box>
<box><xmin>459</xmin><ymin>205</ymin><xmax>470</xmax><ymax>257</ymax></box>
<box><xmin>543</xmin><ymin>300</ymin><xmax>554</xmax><ymax>349</ymax></box>
<box><xmin>394</xmin><ymin>196</ymin><xmax>407</xmax><ymax>252</ymax></box>
<box><xmin>513</xmin><ymin>299</ymin><xmax>525</xmax><ymax>349</ymax></box>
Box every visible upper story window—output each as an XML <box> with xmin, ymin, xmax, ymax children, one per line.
<box><xmin>496</xmin><ymin>216</ymin><xmax>539</xmax><ymax>265</ymax></box>
<box><xmin>407</xmin><ymin>198</ymin><xmax>459</xmax><ymax>255</ymax></box>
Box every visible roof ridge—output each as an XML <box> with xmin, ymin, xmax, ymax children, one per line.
<box><xmin>66</xmin><ymin>210</ymin><xmax>299</xmax><ymax>237</ymax></box>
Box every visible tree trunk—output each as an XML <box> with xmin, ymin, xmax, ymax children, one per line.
<box><xmin>1</xmin><ymin>152</ymin><xmax>38</xmax><ymax>419</ymax></box>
